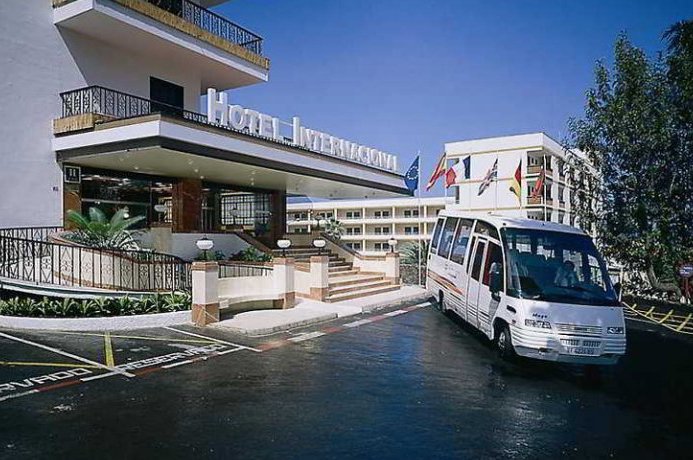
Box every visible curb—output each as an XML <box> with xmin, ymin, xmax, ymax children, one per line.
<box><xmin>361</xmin><ymin>291</ymin><xmax>433</xmax><ymax>313</ymax></box>
<box><xmin>0</xmin><ymin>310</ymin><xmax>192</xmax><ymax>331</ymax></box>
<box><xmin>213</xmin><ymin>312</ymin><xmax>338</xmax><ymax>336</ymax></box>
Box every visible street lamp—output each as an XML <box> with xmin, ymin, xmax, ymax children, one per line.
<box><xmin>196</xmin><ymin>236</ymin><xmax>214</xmax><ymax>260</ymax></box>
<box><xmin>387</xmin><ymin>237</ymin><xmax>398</xmax><ymax>253</ymax></box>
<box><xmin>277</xmin><ymin>239</ymin><xmax>291</xmax><ymax>257</ymax></box>
<box><xmin>312</xmin><ymin>238</ymin><xmax>326</xmax><ymax>255</ymax></box>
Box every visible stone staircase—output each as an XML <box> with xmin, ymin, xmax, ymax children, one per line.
<box><xmin>271</xmin><ymin>246</ymin><xmax>400</xmax><ymax>302</ymax></box>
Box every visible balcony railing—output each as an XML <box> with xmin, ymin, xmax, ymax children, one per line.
<box><xmin>61</xmin><ymin>86</ymin><xmax>207</xmax><ymax>123</ymax></box>
<box><xmin>54</xmin><ymin>0</ymin><xmax>263</xmax><ymax>56</ymax></box>
<box><xmin>147</xmin><ymin>0</ymin><xmax>263</xmax><ymax>55</ymax></box>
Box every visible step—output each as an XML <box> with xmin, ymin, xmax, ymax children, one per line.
<box><xmin>326</xmin><ymin>284</ymin><xmax>401</xmax><ymax>303</ymax></box>
<box><xmin>329</xmin><ymin>265</ymin><xmax>354</xmax><ymax>273</ymax></box>
<box><xmin>328</xmin><ymin>273</ymin><xmax>385</xmax><ymax>288</ymax></box>
<box><xmin>328</xmin><ymin>268</ymin><xmax>361</xmax><ymax>277</ymax></box>
<box><xmin>328</xmin><ymin>280</ymin><xmax>393</xmax><ymax>296</ymax></box>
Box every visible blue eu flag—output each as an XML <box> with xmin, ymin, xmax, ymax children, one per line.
<box><xmin>404</xmin><ymin>156</ymin><xmax>419</xmax><ymax>192</ymax></box>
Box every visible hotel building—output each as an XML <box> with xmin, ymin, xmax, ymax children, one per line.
<box><xmin>286</xmin><ymin>197</ymin><xmax>452</xmax><ymax>255</ymax></box>
<box><xmin>0</xmin><ymin>0</ymin><xmax>409</xmax><ymax>256</ymax></box>
<box><xmin>445</xmin><ymin>133</ymin><xmax>595</xmax><ymax>230</ymax></box>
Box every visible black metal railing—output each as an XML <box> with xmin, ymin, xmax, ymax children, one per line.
<box><xmin>60</xmin><ymin>86</ymin><xmax>207</xmax><ymax>123</ymax></box>
<box><xmin>0</xmin><ymin>227</ymin><xmax>191</xmax><ymax>292</ymax></box>
<box><xmin>147</xmin><ymin>0</ymin><xmax>263</xmax><ymax>55</ymax></box>
<box><xmin>218</xmin><ymin>262</ymin><xmax>272</xmax><ymax>278</ymax></box>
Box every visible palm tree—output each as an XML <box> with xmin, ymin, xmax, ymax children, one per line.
<box><xmin>400</xmin><ymin>240</ymin><xmax>429</xmax><ymax>266</ymax></box>
<box><xmin>324</xmin><ymin>218</ymin><xmax>345</xmax><ymax>240</ymax></box>
<box><xmin>67</xmin><ymin>207</ymin><xmax>145</xmax><ymax>249</ymax></box>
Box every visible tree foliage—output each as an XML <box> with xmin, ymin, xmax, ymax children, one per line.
<box><xmin>66</xmin><ymin>207</ymin><xmax>144</xmax><ymax>250</ymax></box>
<box><xmin>568</xmin><ymin>23</ymin><xmax>693</xmax><ymax>294</ymax></box>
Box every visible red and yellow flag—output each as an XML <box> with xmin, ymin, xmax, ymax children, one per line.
<box><xmin>510</xmin><ymin>160</ymin><xmax>522</xmax><ymax>203</ymax></box>
<box><xmin>426</xmin><ymin>153</ymin><xmax>447</xmax><ymax>190</ymax></box>
<box><xmin>530</xmin><ymin>167</ymin><xmax>545</xmax><ymax>199</ymax></box>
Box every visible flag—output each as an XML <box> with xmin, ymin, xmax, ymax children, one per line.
<box><xmin>404</xmin><ymin>156</ymin><xmax>419</xmax><ymax>192</ymax></box>
<box><xmin>509</xmin><ymin>160</ymin><xmax>522</xmax><ymax>203</ymax></box>
<box><xmin>444</xmin><ymin>155</ymin><xmax>471</xmax><ymax>188</ymax></box>
<box><xmin>426</xmin><ymin>153</ymin><xmax>447</xmax><ymax>190</ymax></box>
<box><xmin>477</xmin><ymin>159</ymin><xmax>498</xmax><ymax>196</ymax></box>
<box><xmin>530</xmin><ymin>166</ymin><xmax>545</xmax><ymax>199</ymax></box>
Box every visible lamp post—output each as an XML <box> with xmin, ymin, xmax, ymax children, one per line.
<box><xmin>277</xmin><ymin>239</ymin><xmax>291</xmax><ymax>257</ymax></box>
<box><xmin>387</xmin><ymin>237</ymin><xmax>398</xmax><ymax>253</ymax></box>
<box><xmin>196</xmin><ymin>236</ymin><xmax>214</xmax><ymax>260</ymax></box>
<box><xmin>312</xmin><ymin>238</ymin><xmax>326</xmax><ymax>255</ymax></box>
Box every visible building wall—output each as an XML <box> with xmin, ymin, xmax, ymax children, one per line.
<box><xmin>445</xmin><ymin>133</ymin><xmax>591</xmax><ymax>227</ymax></box>
<box><xmin>286</xmin><ymin>197</ymin><xmax>451</xmax><ymax>255</ymax></box>
<box><xmin>0</xmin><ymin>1</ymin><xmax>204</xmax><ymax>227</ymax></box>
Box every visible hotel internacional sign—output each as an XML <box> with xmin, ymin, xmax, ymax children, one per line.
<box><xmin>207</xmin><ymin>89</ymin><xmax>399</xmax><ymax>173</ymax></box>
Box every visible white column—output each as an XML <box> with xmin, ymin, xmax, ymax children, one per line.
<box><xmin>309</xmin><ymin>255</ymin><xmax>330</xmax><ymax>301</ymax></box>
<box><xmin>191</xmin><ymin>261</ymin><xmax>219</xmax><ymax>326</ymax></box>
<box><xmin>272</xmin><ymin>257</ymin><xmax>296</xmax><ymax>309</ymax></box>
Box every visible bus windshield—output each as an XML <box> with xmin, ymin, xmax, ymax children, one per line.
<box><xmin>502</xmin><ymin>228</ymin><xmax>619</xmax><ymax>306</ymax></box>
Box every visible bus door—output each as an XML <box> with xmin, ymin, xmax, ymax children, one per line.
<box><xmin>475</xmin><ymin>241</ymin><xmax>504</xmax><ymax>335</ymax></box>
<box><xmin>465</xmin><ymin>238</ymin><xmax>487</xmax><ymax>329</ymax></box>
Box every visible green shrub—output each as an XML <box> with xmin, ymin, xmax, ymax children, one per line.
<box><xmin>0</xmin><ymin>292</ymin><xmax>191</xmax><ymax>318</ymax></box>
<box><xmin>232</xmin><ymin>247</ymin><xmax>272</xmax><ymax>262</ymax></box>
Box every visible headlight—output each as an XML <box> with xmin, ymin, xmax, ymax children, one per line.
<box><xmin>607</xmin><ymin>326</ymin><xmax>625</xmax><ymax>334</ymax></box>
<box><xmin>525</xmin><ymin>319</ymin><xmax>551</xmax><ymax>329</ymax></box>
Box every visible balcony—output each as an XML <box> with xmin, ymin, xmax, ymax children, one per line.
<box><xmin>53</xmin><ymin>0</ymin><xmax>269</xmax><ymax>90</ymax></box>
<box><xmin>527</xmin><ymin>164</ymin><xmax>553</xmax><ymax>175</ymax></box>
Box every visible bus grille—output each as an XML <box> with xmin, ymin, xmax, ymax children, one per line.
<box><xmin>555</xmin><ymin>323</ymin><xmax>602</xmax><ymax>336</ymax></box>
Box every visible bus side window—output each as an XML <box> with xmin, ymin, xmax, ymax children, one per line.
<box><xmin>482</xmin><ymin>243</ymin><xmax>504</xmax><ymax>287</ymax></box>
<box><xmin>449</xmin><ymin>218</ymin><xmax>473</xmax><ymax>265</ymax></box>
<box><xmin>430</xmin><ymin>218</ymin><xmax>445</xmax><ymax>251</ymax></box>
<box><xmin>437</xmin><ymin>217</ymin><xmax>459</xmax><ymax>258</ymax></box>
<box><xmin>470</xmin><ymin>241</ymin><xmax>486</xmax><ymax>281</ymax></box>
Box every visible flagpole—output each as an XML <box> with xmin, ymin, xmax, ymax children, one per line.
<box><xmin>494</xmin><ymin>152</ymin><xmax>499</xmax><ymax>212</ymax></box>
<box><xmin>417</xmin><ymin>151</ymin><xmax>422</xmax><ymax>287</ymax></box>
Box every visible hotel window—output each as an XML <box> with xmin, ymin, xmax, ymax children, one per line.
<box><xmin>346</xmin><ymin>242</ymin><xmax>362</xmax><ymax>251</ymax></box>
<box><xmin>373</xmin><ymin>210</ymin><xmax>390</xmax><ymax>219</ymax></box>
<box><xmin>374</xmin><ymin>227</ymin><xmax>391</xmax><ymax>235</ymax></box>
<box><xmin>345</xmin><ymin>211</ymin><xmax>361</xmax><ymax>219</ymax></box>
<box><xmin>403</xmin><ymin>209</ymin><xmax>419</xmax><ymax>218</ymax></box>
<box><xmin>293</xmin><ymin>212</ymin><xmax>308</xmax><ymax>220</ymax></box>
<box><xmin>345</xmin><ymin>227</ymin><xmax>361</xmax><ymax>236</ymax></box>
<box><xmin>373</xmin><ymin>242</ymin><xmax>387</xmax><ymax>252</ymax></box>
<box><xmin>404</xmin><ymin>226</ymin><xmax>420</xmax><ymax>235</ymax></box>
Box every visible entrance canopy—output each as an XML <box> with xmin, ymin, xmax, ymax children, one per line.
<box><xmin>53</xmin><ymin>114</ymin><xmax>410</xmax><ymax>199</ymax></box>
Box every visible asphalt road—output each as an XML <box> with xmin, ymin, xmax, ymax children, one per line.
<box><xmin>0</xmin><ymin>302</ymin><xmax>692</xmax><ymax>459</ymax></box>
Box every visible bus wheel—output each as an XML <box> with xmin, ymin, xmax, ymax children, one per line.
<box><xmin>497</xmin><ymin>324</ymin><xmax>516</xmax><ymax>361</ymax></box>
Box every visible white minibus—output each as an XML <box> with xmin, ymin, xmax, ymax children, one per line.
<box><xmin>427</xmin><ymin>211</ymin><xmax>626</xmax><ymax>364</ymax></box>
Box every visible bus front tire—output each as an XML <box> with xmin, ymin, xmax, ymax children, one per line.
<box><xmin>496</xmin><ymin>324</ymin><xmax>516</xmax><ymax>361</ymax></box>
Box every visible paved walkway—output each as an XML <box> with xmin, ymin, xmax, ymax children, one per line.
<box><xmin>211</xmin><ymin>286</ymin><xmax>429</xmax><ymax>336</ymax></box>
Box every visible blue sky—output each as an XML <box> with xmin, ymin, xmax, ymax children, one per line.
<box><xmin>214</xmin><ymin>0</ymin><xmax>692</xmax><ymax>196</ymax></box>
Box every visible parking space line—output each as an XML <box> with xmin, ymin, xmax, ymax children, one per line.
<box><xmin>0</xmin><ymin>390</ymin><xmax>39</xmax><ymax>403</ymax></box>
<box><xmin>163</xmin><ymin>326</ymin><xmax>262</xmax><ymax>352</ymax></box>
<box><xmin>288</xmin><ymin>332</ymin><xmax>326</xmax><ymax>342</ymax></box>
<box><xmin>104</xmin><ymin>332</ymin><xmax>115</xmax><ymax>367</ymax></box>
<box><xmin>53</xmin><ymin>330</ymin><xmax>218</xmax><ymax>345</ymax></box>
<box><xmin>0</xmin><ymin>331</ymin><xmax>134</xmax><ymax>378</ymax></box>
<box><xmin>0</xmin><ymin>361</ymin><xmax>100</xmax><ymax>369</ymax></box>
<box><xmin>217</xmin><ymin>346</ymin><xmax>246</xmax><ymax>355</ymax></box>
<box><xmin>161</xmin><ymin>360</ymin><xmax>194</xmax><ymax>369</ymax></box>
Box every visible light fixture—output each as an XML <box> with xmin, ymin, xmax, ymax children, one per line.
<box><xmin>312</xmin><ymin>238</ymin><xmax>326</xmax><ymax>255</ymax></box>
<box><xmin>122</xmin><ymin>206</ymin><xmax>130</xmax><ymax>219</ymax></box>
<box><xmin>387</xmin><ymin>238</ymin><xmax>398</xmax><ymax>253</ymax></box>
<box><xmin>196</xmin><ymin>236</ymin><xmax>214</xmax><ymax>260</ymax></box>
<box><xmin>277</xmin><ymin>239</ymin><xmax>291</xmax><ymax>257</ymax></box>
<box><xmin>154</xmin><ymin>204</ymin><xmax>167</xmax><ymax>213</ymax></box>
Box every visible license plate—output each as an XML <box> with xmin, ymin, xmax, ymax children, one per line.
<box><xmin>566</xmin><ymin>347</ymin><xmax>598</xmax><ymax>356</ymax></box>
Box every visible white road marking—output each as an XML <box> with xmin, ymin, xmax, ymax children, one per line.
<box><xmin>384</xmin><ymin>310</ymin><xmax>407</xmax><ymax>317</ymax></box>
<box><xmin>288</xmin><ymin>332</ymin><xmax>326</xmax><ymax>342</ymax></box>
<box><xmin>0</xmin><ymin>331</ymin><xmax>134</xmax><ymax>378</ymax></box>
<box><xmin>217</xmin><ymin>347</ymin><xmax>246</xmax><ymax>355</ymax></box>
<box><xmin>163</xmin><ymin>327</ymin><xmax>261</xmax><ymax>352</ymax></box>
<box><xmin>343</xmin><ymin>319</ymin><xmax>373</xmax><ymax>328</ymax></box>
<box><xmin>161</xmin><ymin>360</ymin><xmax>194</xmax><ymax>369</ymax></box>
<box><xmin>0</xmin><ymin>389</ymin><xmax>39</xmax><ymax>402</ymax></box>
<box><xmin>81</xmin><ymin>372</ymin><xmax>118</xmax><ymax>382</ymax></box>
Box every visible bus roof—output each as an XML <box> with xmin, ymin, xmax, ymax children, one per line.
<box><xmin>437</xmin><ymin>210</ymin><xmax>587</xmax><ymax>236</ymax></box>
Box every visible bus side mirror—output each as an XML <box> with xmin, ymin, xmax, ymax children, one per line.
<box><xmin>489</xmin><ymin>262</ymin><xmax>503</xmax><ymax>300</ymax></box>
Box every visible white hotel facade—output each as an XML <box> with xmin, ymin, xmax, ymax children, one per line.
<box><xmin>445</xmin><ymin>133</ymin><xmax>595</xmax><ymax>229</ymax></box>
<box><xmin>0</xmin><ymin>0</ymin><xmax>409</xmax><ymax>251</ymax></box>
<box><xmin>287</xmin><ymin>197</ymin><xmax>452</xmax><ymax>255</ymax></box>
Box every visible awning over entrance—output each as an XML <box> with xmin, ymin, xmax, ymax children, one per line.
<box><xmin>53</xmin><ymin>115</ymin><xmax>410</xmax><ymax>200</ymax></box>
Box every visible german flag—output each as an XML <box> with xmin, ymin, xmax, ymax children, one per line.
<box><xmin>510</xmin><ymin>160</ymin><xmax>522</xmax><ymax>203</ymax></box>
<box><xmin>426</xmin><ymin>153</ymin><xmax>447</xmax><ymax>190</ymax></box>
